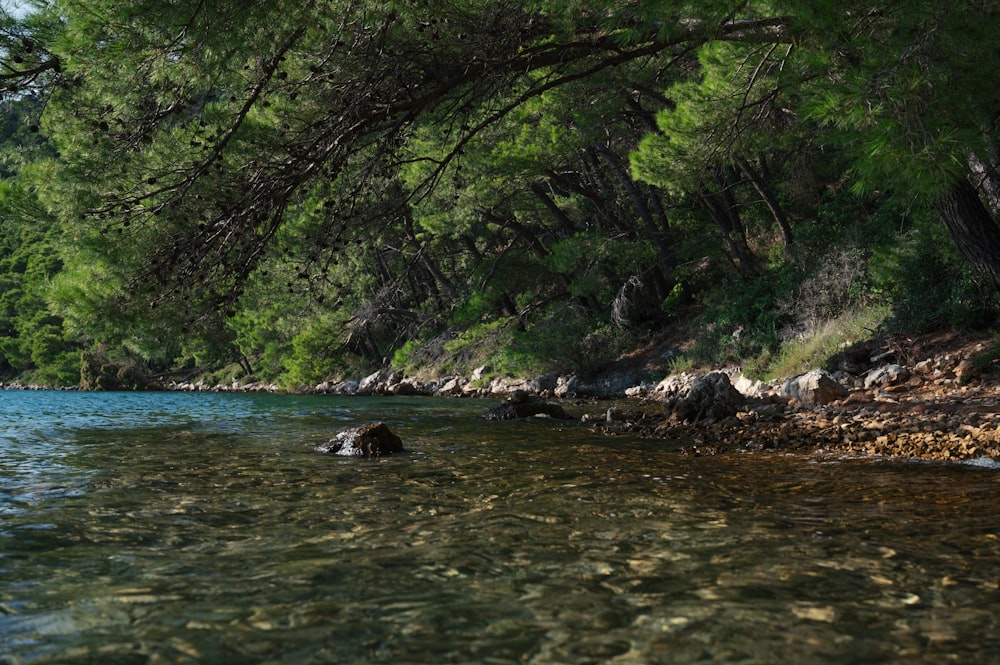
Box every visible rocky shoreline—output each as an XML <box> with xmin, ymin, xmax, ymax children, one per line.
<box><xmin>198</xmin><ymin>339</ymin><xmax>1000</xmax><ymax>464</ymax></box>
<box><xmin>590</xmin><ymin>378</ymin><xmax>1000</xmax><ymax>463</ymax></box>
<box><xmin>4</xmin><ymin>335</ymin><xmax>999</xmax><ymax>464</ymax></box>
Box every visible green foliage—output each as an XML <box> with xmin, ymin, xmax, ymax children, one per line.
<box><xmin>690</xmin><ymin>273</ymin><xmax>787</xmax><ymax>367</ymax></box>
<box><xmin>658</xmin><ymin>282</ymin><xmax>685</xmax><ymax>320</ymax></box>
<box><xmin>0</xmin><ymin>167</ymin><xmax>83</xmax><ymax>384</ymax></box>
<box><xmin>452</xmin><ymin>289</ymin><xmax>508</xmax><ymax>327</ymax></box>
<box><xmin>548</xmin><ymin>232</ymin><xmax>653</xmax><ymax>302</ymax></box>
<box><xmin>390</xmin><ymin>339</ymin><xmax>423</xmax><ymax>374</ymax></box>
<box><xmin>442</xmin><ymin>319</ymin><xmax>515</xmax><ymax>376</ymax></box>
<box><xmin>631</xmin><ymin>37</ymin><xmax>800</xmax><ymax>190</ymax></box>
<box><xmin>797</xmin><ymin>2</ymin><xmax>1000</xmax><ymax>200</ymax></box>
<box><xmin>501</xmin><ymin>304</ymin><xmax>618</xmax><ymax>375</ymax></box>
<box><xmin>873</xmin><ymin>227</ymin><xmax>1000</xmax><ymax>331</ymax></box>
<box><xmin>0</xmin><ymin>1</ymin><xmax>998</xmax><ymax>390</ymax></box>
<box><xmin>281</xmin><ymin>314</ymin><xmax>355</xmax><ymax>388</ymax></box>
<box><xmin>439</xmin><ymin>302</ymin><xmax>643</xmax><ymax>380</ymax></box>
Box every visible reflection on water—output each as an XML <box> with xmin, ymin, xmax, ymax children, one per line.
<box><xmin>1</xmin><ymin>391</ymin><xmax>999</xmax><ymax>663</ymax></box>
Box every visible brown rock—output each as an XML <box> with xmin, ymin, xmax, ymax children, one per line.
<box><xmin>317</xmin><ymin>422</ymin><xmax>405</xmax><ymax>456</ymax></box>
<box><xmin>482</xmin><ymin>398</ymin><xmax>571</xmax><ymax>421</ymax></box>
<box><xmin>955</xmin><ymin>359</ymin><xmax>978</xmax><ymax>380</ymax></box>
<box><xmin>664</xmin><ymin>372</ymin><xmax>746</xmax><ymax>422</ymax></box>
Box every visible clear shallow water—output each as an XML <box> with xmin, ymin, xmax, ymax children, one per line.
<box><xmin>1</xmin><ymin>391</ymin><xmax>999</xmax><ymax>664</ymax></box>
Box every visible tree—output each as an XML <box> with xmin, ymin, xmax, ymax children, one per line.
<box><xmin>792</xmin><ymin>1</ymin><xmax>1000</xmax><ymax>289</ymax></box>
<box><xmin>7</xmin><ymin>1</ymin><xmax>1000</xmax><ymax>385</ymax></box>
<box><xmin>0</xmin><ymin>177</ymin><xmax>81</xmax><ymax>384</ymax></box>
<box><xmin>0</xmin><ymin>1</ymin><xmax>62</xmax><ymax>105</ymax></box>
<box><xmin>25</xmin><ymin>0</ymin><xmax>792</xmax><ymax>324</ymax></box>
<box><xmin>631</xmin><ymin>38</ymin><xmax>800</xmax><ymax>258</ymax></box>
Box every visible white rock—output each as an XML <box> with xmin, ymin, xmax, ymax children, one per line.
<box><xmin>863</xmin><ymin>364</ymin><xmax>910</xmax><ymax>389</ymax></box>
<box><xmin>781</xmin><ymin>369</ymin><xmax>848</xmax><ymax>407</ymax></box>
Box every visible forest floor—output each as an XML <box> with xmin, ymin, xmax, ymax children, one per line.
<box><xmin>590</xmin><ymin>329</ymin><xmax>1000</xmax><ymax>463</ymax></box>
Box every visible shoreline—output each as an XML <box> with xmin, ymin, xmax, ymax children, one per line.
<box><xmin>5</xmin><ymin>355</ymin><xmax>1000</xmax><ymax>465</ymax></box>
<box><xmin>6</xmin><ymin>328</ymin><xmax>1000</xmax><ymax>464</ymax></box>
<box><xmin>589</xmin><ymin>382</ymin><xmax>1000</xmax><ymax>464</ymax></box>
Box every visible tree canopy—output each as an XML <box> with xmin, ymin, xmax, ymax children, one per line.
<box><xmin>1</xmin><ymin>1</ymin><xmax>999</xmax><ymax>387</ymax></box>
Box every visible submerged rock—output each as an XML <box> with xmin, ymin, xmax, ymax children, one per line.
<box><xmin>482</xmin><ymin>396</ymin><xmax>571</xmax><ymax>421</ymax></box>
<box><xmin>317</xmin><ymin>422</ymin><xmax>405</xmax><ymax>456</ymax></box>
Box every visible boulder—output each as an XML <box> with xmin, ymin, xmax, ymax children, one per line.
<box><xmin>482</xmin><ymin>397</ymin><xmax>571</xmax><ymax>421</ymax></box>
<box><xmin>521</xmin><ymin>373</ymin><xmax>558</xmax><ymax>396</ymax></box>
<box><xmin>487</xmin><ymin>375</ymin><xmax>525</xmax><ymax>395</ymax></box>
<box><xmin>654</xmin><ymin>372</ymin><xmax>695</xmax><ymax>397</ymax></box>
<box><xmin>357</xmin><ymin>370</ymin><xmax>384</xmax><ymax>395</ymax></box>
<box><xmin>435</xmin><ymin>376</ymin><xmax>466</xmax><ymax>396</ymax></box>
<box><xmin>863</xmin><ymin>364</ymin><xmax>911</xmax><ymax>389</ymax></box>
<box><xmin>338</xmin><ymin>380</ymin><xmax>361</xmax><ymax>394</ymax></box>
<box><xmin>828</xmin><ymin>340</ymin><xmax>874</xmax><ymax>375</ymax></box>
<box><xmin>954</xmin><ymin>359</ymin><xmax>978</xmax><ymax>380</ymax></box>
<box><xmin>781</xmin><ymin>369</ymin><xmax>848</xmax><ymax>407</ymax></box>
<box><xmin>357</xmin><ymin>369</ymin><xmax>403</xmax><ymax>395</ymax></box>
<box><xmin>319</xmin><ymin>379</ymin><xmax>361</xmax><ymax>394</ymax></box>
<box><xmin>487</xmin><ymin>374</ymin><xmax>558</xmax><ymax>396</ymax></box>
<box><xmin>386</xmin><ymin>380</ymin><xmax>419</xmax><ymax>396</ymax></box>
<box><xmin>663</xmin><ymin>371</ymin><xmax>746</xmax><ymax>422</ymax></box>
<box><xmin>625</xmin><ymin>384</ymin><xmax>651</xmax><ymax>397</ymax></box>
<box><xmin>554</xmin><ymin>374</ymin><xmax>579</xmax><ymax>398</ymax></box>
<box><xmin>317</xmin><ymin>422</ymin><xmax>405</xmax><ymax>457</ymax></box>
<box><xmin>730</xmin><ymin>372</ymin><xmax>770</xmax><ymax>399</ymax></box>
<box><xmin>508</xmin><ymin>389</ymin><xmax>531</xmax><ymax>403</ymax></box>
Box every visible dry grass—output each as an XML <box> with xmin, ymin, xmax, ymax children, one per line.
<box><xmin>762</xmin><ymin>305</ymin><xmax>891</xmax><ymax>381</ymax></box>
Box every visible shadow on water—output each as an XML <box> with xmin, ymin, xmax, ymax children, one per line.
<box><xmin>1</xmin><ymin>392</ymin><xmax>999</xmax><ymax>663</ymax></box>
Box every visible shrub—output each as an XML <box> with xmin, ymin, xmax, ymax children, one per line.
<box><xmin>776</xmin><ymin>244</ymin><xmax>874</xmax><ymax>338</ymax></box>
<box><xmin>873</xmin><ymin>227</ymin><xmax>1000</xmax><ymax>331</ymax></box>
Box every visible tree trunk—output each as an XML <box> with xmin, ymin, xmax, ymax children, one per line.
<box><xmin>531</xmin><ymin>182</ymin><xmax>579</xmax><ymax>234</ymax></box>
<box><xmin>936</xmin><ymin>176</ymin><xmax>1000</xmax><ymax>291</ymax></box>
<box><xmin>461</xmin><ymin>234</ymin><xmax>484</xmax><ymax>263</ymax></box>
<box><xmin>482</xmin><ymin>209</ymin><xmax>550</xmax><ymax>259</ymax></box>
<box><xmin>967</xmin><ymin>151</ymin><xmax>1000</xmax><ymax>211</ymax></box>
<box><xmin>582</xmin><ymin>149</ymin><xmax>634</xmax><ymax>235</ymax></box>
<box><xmin>739</xmin><ymin>157</ymin><xmax>793</xmax><ymax>246</ymax></box>
<box><xmin>372</xmin><ymin>249</ymin><xmax>394</xmax><ymax>287</ymax></box>
<box><xmin>645</xmin><ymin>183</ymin><xmax>673</xmax><ymax>238</ymax></box>
<box><xmin>401</xmin><ymin>205</ymin><xmax>458</xmax><ymax>300</ymax></box>
<box><xmin>236</xmin><ymin>352</ymin><xmax>254</xmax><ymax>377</ymax></box>
<box><xmin>595</xmin><ymin>143</ymin><xmax>678</xmax><ymax>269</ymax></box>
<box><xmin>545</xmin><ymin>166</ymin><xmax>618</xmax><ymax>233</ymax></box>
<box><xmin>697</xmin><ymin>189</ymin><xmax>758</xmax><ymax>279</ymax></box>
<box><xmin>499</xmin><ymin>293</ymin><xmax>520</xmax><ymax>319</ymax></box>
<box><xmin>416</xmin><ymin>248</ymin><xmax>457</xmax><ymax>300</ymax></box>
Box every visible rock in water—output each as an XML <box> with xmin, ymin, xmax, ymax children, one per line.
<box><xmin>482</xmin><ymin>397</ymin><xmax>570</xmax><ymax>421</ymax></box>
<box><xmin>317</xmin><ymin>422</ymin><xmax>404</xmax><ymax>456</ymax></box>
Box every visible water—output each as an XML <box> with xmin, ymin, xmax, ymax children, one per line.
<box><xmin>1</xmin><ymin>391</ymin><xmax>999</xmax><ymax>664</ymax></box>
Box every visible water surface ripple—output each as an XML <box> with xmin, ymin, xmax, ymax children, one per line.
<box><xmin>1</xmin><ymin>391</ymin><xmax>998</xmax><ymax>663</ymax></box>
